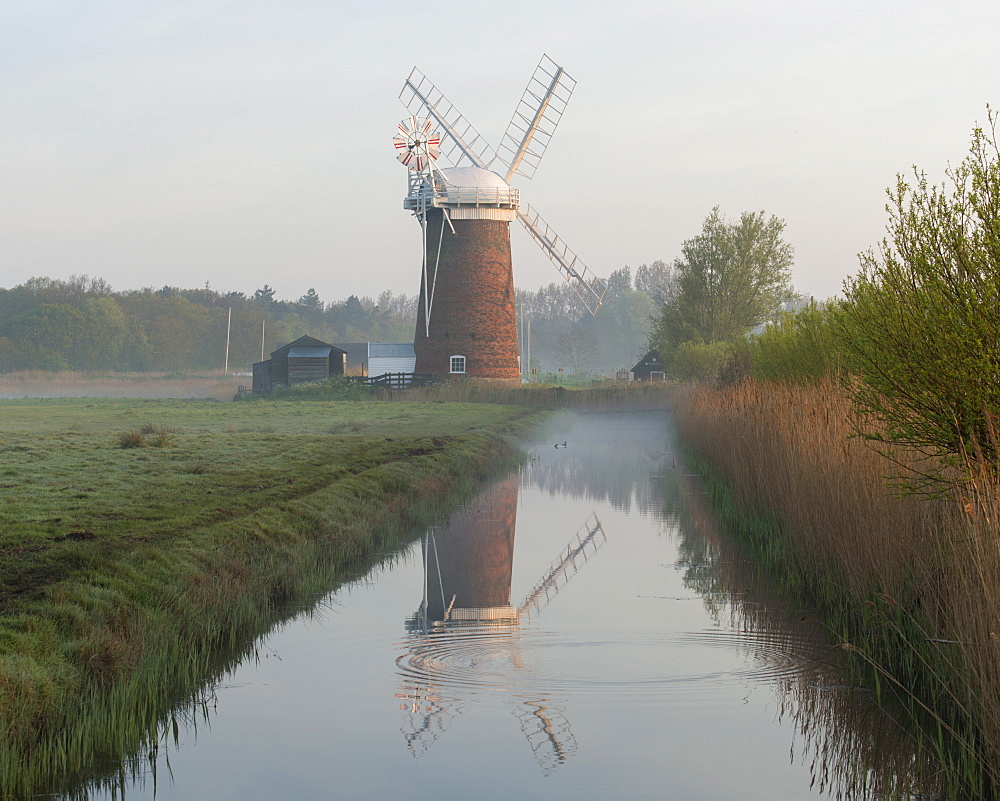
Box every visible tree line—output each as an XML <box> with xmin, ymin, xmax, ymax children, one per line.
<box><xmin>0</xmin><ymin>265</ymin><xmax>675</xmax><ymax>375</ymax></box>
<box><xmin>0</xmin><ymin>280</ymin><xmax>417</xmax><ymax>372</ymax></box>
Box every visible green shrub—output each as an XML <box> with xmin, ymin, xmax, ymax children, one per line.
<box><xmin>669</xmin><ymin>341</ymin><xmax>733</xmax><ymax>382</ymax></box>
<box><xmin>750</xmin><ymin>300</ymin><xmax>843</xmax><ymax>383</ymax></box>
<box><xmin>268</xmin><ymin>378</ymin><xmax>375</xmax><ymax>401</ymax></box>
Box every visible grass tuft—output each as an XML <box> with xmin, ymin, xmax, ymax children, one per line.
<box><xmin>116</xmin><ymin>429</ymin><xmax>146</xmax><ymax>449</ymax></box>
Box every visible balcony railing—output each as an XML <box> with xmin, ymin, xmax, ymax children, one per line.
<box><xmin>405</xmin><ymin>176</ymin><xmax>519</xmax><ymax>210</ymax></box>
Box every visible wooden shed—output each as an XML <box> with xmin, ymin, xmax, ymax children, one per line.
<box><xmin>252</xmin><ymin>335</ymin><xmax>346</xmax><ymax>393</ymax></box>
<box><xmin>631</xmin><ymin>349</ymin><xmax>665</xmax><ymax>382</ymax></box>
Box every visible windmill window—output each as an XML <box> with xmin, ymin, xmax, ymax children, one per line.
<box><xmin>450</xmin><ymin>355</ymin><xmax>466</xmax><ymax>374</ymax></box>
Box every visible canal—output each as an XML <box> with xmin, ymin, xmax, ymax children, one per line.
<box><xmin>87</xmin><ymin>411</ymin><xmax>929</xmax><ymax>799</ymax></box>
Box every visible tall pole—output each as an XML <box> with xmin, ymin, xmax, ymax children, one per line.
<box><xmin>526</xmin><ymin>317</ymin><xmax>531</xmax><ymax>383</ymax></box>
<box><xmin>224</xmin><ymin>306</ymin><xmax>232</xmax><ymax>373</ymax></box>
<box><xmin>261</xmin><ymin>318</ymin><xmax>265</xmax><ymax>362</ymax></box>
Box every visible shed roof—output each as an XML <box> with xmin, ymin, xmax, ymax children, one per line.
<box><xmin>271</xmin><ymin>335</ymin><xmax>345</xmax><ymax>360</ymax></box>
<box><xmin>287</xmin><ymin>346</ymin><xmax>332</xmax><ymax>358</ymax></box>
<box><xmin>368</xmin><ymin>343</ymin><xmax>415</xmax><ymax>358</ymax></box>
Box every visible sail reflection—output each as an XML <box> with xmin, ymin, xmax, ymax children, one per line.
<box><xmin>397</xmin><ymin>474</ymin><xmax>604</xmax><ymax>774</ymax></box>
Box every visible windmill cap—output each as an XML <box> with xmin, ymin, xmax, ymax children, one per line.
<box><xmin>437</xmin><ymin>166</ymin><xmax>511</xmax><ymax>190</ymax></box>
<box><xmin>405</xmin><ymin>165</ymin><xmax>519</xmax><ymax>221</ymax></box>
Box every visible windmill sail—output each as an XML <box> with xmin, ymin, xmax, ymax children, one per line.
<box><xmin>399</xmin><ymin>68</ymin><xmax>495</xmax><ymax>170</ymax></box>
<box><xmin>398</xmin><ymin>58</ymin><xmax>606</xmax><ymax>318</ymax></box>
<box><xmin>518</xmin><ymin>515</ymin><xmax>607</xmax><ymax>619</ymax></box>
<box><xmin>498</xmin><ymin>55</ymin><xmax>577</xmax><ymax>183</ymax></box>
<box><xmin>518</xmin><ymin>205</ymin><xmax>607</xmax><ymax>315</ymax></box>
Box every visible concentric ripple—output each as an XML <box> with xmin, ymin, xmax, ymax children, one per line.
<box><xmin>394</xmin><ymin>622</ymin><xmax>830</xmax><ymax>701</ymax></box>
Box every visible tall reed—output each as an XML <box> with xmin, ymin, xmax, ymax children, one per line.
<box><xmin>671</xmin><ymin>379</ymin><xmax>1000</xmax><ymax>794</ymax></box>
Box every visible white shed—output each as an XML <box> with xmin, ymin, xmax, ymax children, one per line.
<box><xmin>368</xmin><ymin>343</ymin><xmax>416</xmax><ymax>378</ymax></box>
<box><xmin>338</xmin><ymin>343</ymin><xmax>416</xmax><ymax>378</ymax></box>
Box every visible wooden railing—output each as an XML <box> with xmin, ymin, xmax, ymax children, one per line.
<box><xmin>346</xmin><ymin>373</ymin><xmax>441</xmax><ymax>389</ymax></box>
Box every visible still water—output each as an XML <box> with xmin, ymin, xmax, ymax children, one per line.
<box><xmin>88</xmin><ymin>412</ymin><xmax>927</xmax><ymax>800</ymax></box>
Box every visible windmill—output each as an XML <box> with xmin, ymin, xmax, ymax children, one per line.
<box><xmin>397</xmin><ymin>478</ymin><xmax>607</xmax><ymax>772</ymax></box>
<box><xmin>393</xmin><ymin>55</ymin><xmax>607</xmax><ymax>381</ymax></box>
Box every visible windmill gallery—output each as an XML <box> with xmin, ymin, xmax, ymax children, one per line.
<box><xmin>393</xmin><ymin>55</ymin><xmax>607</xmax><ymax>382</ymax></box>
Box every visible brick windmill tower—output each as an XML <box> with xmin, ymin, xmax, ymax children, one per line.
<box><xmin>393</xmin><ymin>56</ymin><xmax>607</xmax><ymax>382</ymax></box>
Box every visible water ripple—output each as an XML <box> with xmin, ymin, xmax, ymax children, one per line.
<box><xmin>394</xmin><ymin>624</ymin><xmax>828</xmax><ymax>700</ymax></box>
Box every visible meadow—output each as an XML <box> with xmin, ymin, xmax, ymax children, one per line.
<box><xmin>0</xmin><ymin>370</ymin><xmax>242</xmax><ymax>400</ymax></box>
<box><xmin>671</xmin><ymin>380</ymin><xmax>1000</xmax><ymax>797</ymax></box>
<box><xmin>0</xmin><ymin>393</ymin><xmax>542</xmax><ymax>797</ymax></box>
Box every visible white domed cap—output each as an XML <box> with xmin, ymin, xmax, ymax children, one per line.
<box><xmin>437</xmin><ymin>166</ymin><xmax>511</xmax><ymax>190</ymax></box>
<box><xmin>404</xmin><ymin>165</ymin><xmax>518</xmax><ymax>221</ymax></box>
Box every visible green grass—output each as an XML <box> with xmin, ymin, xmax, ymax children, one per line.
<box><xmin>0</xmin><ymin>395</ymin><xmax>545</xmax><ymax>798</ymax></box>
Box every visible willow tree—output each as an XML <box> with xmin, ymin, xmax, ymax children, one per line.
<box><xmin>838</xmin><ymin>112</ymin><xmax>1000</xmax><ymax>486</ymax></box>
<box><xmin>652</xmin><ymin>207</ymin><xmax>795</xmax><ymax>355</ymax></box>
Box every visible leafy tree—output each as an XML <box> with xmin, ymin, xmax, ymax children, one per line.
<box><xmin>751</xmin><ymin>299</ymin><xmax>843</xmax><ymax>383</ymax></box>
<box><xmin>652</xmin><ymin>207</ymin><xmax>795</xmax><ymax>352</ymax></box>
<box><xmin>0</xmin><ymin>337</ymin><xmax>24</xmax><ymax>372</ymax></box>
<box><xmin>555</xmin><ymin>329</ymin><xmax>599</xmax><ymax>374</ymax></box>
<box><xmin>634</xmin><ymin>260</ymin><xmax>676</xmax><ymax>304</ymax></box>
<box><xmin>253</xmin><ymin>285</ymin><xmax>276</xmax><ymax>305</ymax></box>
<box><xmin>837</xmin><ymin>113</ymin><xmax>1000</xmax><ymax>486</ymax></box>
<box><xmin>603</xmin><ymin>266</ymin><xmax>633</xmax><ymax>302</ymax></box>
<box><xmin>585</xmin><ymin>288</ymin><xmax>656</xmax><ymax>369</ymax></box>
<box><xmin>670</xmin><ymin>341</ymin><xmax>733</xmax><ymax>382</ymax></box>
<box><xmin>297</xmin><ymin>288</ymin><xmax>322</xmax><ymax>312</ymax></box>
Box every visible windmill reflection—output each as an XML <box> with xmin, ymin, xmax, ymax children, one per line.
<box><xmin>396</xmin><ymin>473</ymin><xmax>605</xmax><ymax>774</ymax></box>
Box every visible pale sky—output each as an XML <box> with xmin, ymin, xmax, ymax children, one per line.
<box><xmin>2</xmin><ymin>1</ymin><xmax>997</xmax><ymax>305</ymax></box>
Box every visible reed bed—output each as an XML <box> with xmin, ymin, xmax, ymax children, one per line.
<box><xmin>0</xmin><ymin>370</ymin><xmax>242</xmax><ymax>400</ymax></box>
<box><xmin>671</xmin><ymin>379</ymin><xmax>1000</xmax><ymax>796</ymax></box>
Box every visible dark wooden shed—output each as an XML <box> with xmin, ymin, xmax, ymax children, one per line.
<box><xmin>252</xmin><ymin>335</ymin><xmax>346</xmax><ymax>393</ymax></box>
<box><xmin>631</xmin><ymin>349</ymin><xmax>665</xmax><ymax>382</ymax></box>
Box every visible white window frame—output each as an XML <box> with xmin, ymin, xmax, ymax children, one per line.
<box><xmin>449</xmin><ymin>355</ymin><xmax>466</xmax><ymax>374</ymax></box>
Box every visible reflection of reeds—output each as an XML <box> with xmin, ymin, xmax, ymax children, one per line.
<box><xmin>0</xmin><ymin>370</ymin><xmax>241</xmax><ymax>400</ymax></box>
<box><xmin>671</xmin><ymin>380</ymin><xmax>1000</xmax><ymax>794</ymax></box>
<box><xmin>675</xmin><ymin>468</ymin><xmax>938</xmax><ymax>798</ymax></box>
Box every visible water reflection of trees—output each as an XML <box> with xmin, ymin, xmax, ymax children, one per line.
<box><xmin>667</xmin><ymin>467</ymin><xmax>943</xmax><ymax>800</ymax></box>
<box><xmin>523</xmin><ymin>411</ymin><xmax>680</xmax><ymax>518</ymax></box>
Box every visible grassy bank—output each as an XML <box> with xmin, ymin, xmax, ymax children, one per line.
<box><xmin>671</xmin><ymin>380</ymin><xmax>1000</xmax><ymax>797</ymax></box>
<box><xmin>0</xmin><ymin>396</ymin><xmax>542</xmax><ymax>798</ymax></box>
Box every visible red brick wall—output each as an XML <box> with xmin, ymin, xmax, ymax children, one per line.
<box><xmin>413</xmin><ymin>210</ymin><xmax>520</xmax><ymax>380</ymax></box>
<box><xmin>423</xmin><ymin>473</ymin><xmax>518</xmax><ymax>619</ymax></box>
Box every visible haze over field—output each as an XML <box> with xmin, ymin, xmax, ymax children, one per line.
<box><xmin>2</xmin><ymin>0</ymin><xmax>997</xmax><ymax>304</ymax></box>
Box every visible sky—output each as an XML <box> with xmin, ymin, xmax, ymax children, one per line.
<box><xmin>2</xmin><ymin>0</ymin><xmax>998</xmax><ymax>305</ymax></box>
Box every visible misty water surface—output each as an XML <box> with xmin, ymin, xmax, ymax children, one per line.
<box><xmin>84</xmin><ymin>411</ymin><xmax>929</xmax><ymax>800</ymax></box>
